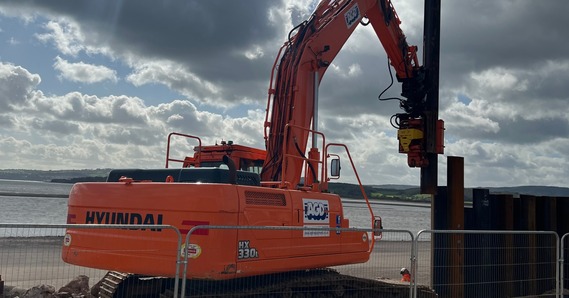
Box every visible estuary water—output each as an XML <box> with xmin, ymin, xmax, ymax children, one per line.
<box><xmin>0</xmin><ymin>179</ymin><xmax>431</xmax><ymax>236</ymax></box>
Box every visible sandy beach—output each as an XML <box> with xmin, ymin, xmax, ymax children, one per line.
<box><xmin>0</xmin><ymin>237</ymin><xmax>432</xmax><ymax>293</ymax></box>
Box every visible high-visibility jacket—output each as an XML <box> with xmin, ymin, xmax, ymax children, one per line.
<box><xmin>401</xmin><ymin>273</ymin><xmax>411</xmax><ymax>282</ymax></box>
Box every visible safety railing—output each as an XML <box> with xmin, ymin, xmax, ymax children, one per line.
<box><xmin>181</xmin><ymin>226</ymin><xmax>415</xmax><ymax>298</ymax></box>
<box><xmin>0</xmin><ymin>223</ymin><xmax>182</xmax><ymax>298</ymax></box>
<box><xmin>560</xmin><ymin>233</ymin><xmax>569</xmax><ymax>297</ymax></box>
<box><xmin>2</xmin><ymin>224</ymin><xmax>567</xmax><ymax>298</ymax></box>
<box><xmin>165</xmin><ymin>132</ymin><xmax>202</xmax><ymax>168</ymax></box>
<box><xmin>415</xmin><ymin>230</ymin><xmax>559</xmax><ymax>298</ymax></box>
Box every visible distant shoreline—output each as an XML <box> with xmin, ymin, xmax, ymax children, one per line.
<box><xmin>342</xmin><ymin>198</ymin><xmax>431</xmax><ymax>208</ymax></box>
<box><xmin>0</xmin><ymin>192</ymin><xmax>68</xmax><ymax>198</ymax></box>
<box><xmin>0</xmin><ymin>191</ymin><xmax>431</xmax><ymax>208</ymax></box>
<box><xmin>50</xmin><ymin>176</ymin><xmax>106</xmax><ymax>183</ymax></box>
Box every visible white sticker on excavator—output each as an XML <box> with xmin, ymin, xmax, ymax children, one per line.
<box><xmin>303</xmin><ymin>225</ymin><xmax>329</xmax><ymax>238</ymax></box>
<box><xmin>345</xmin><ymin>3</ymin><xmax>360</xmax><ymax>29</ymax></box>
<box><xmin>63</xmin><ymin>233</ymin><xmax>72</xmax><ymax>246</ymax></box>
<box><xmin>181</xmin><ymin>243</ymin><xmax>202</xmax><ymax>259</ymax></box>
<box><xmin>238</xmin><ymin>240</ymin><xmax>259</xmax><ymax>259</ymax></box>
<box><xmin>303</xmin><ymin>199</ymin><xmax>329</xmax><ymax>224</ymax></box>
<box><xmin>302</xmin><ymin>198</ymin><xmax>330</xmax><ymax>237</ymax></box>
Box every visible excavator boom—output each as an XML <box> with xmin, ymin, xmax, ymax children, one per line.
<box><xmin>261</xmin><ymin>0</ymin><xmax>443</xmax><ymax>189</ymax></box>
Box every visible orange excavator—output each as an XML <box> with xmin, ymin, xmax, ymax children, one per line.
<box><xmin>62</xmin><ymin>0</ymin><xmax>443</xmax><ymax>296</ymax></box>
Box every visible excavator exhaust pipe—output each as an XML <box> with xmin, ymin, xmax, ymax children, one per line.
<box><xmin>223</xmin><ymin>155</ymin><xmax>237</xmax><ymax>184</ymax></box>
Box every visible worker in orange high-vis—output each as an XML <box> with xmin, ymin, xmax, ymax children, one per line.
<box><xmin>400</xmin><ymin>267</ymin><xmax>411</xmax><ymax>282</ymax></box>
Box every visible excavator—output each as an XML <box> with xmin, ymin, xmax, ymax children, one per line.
<box><xmin>62</xmin><ymin>0</ymin><xmax>443</xmax><ymax>296</ymax></box>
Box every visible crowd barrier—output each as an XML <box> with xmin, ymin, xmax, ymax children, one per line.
<box><xmin>0</xmin><ymin>224</ymin><xmax>181</xmax><ymax>298</ymax></box>
<box><xmin>181</xmin><ymin>226</ymin><xmax>415</xmax><ymax>298</ymax></box>
<box><xmin>0</xmin><ymin>224</ymin><xmax>566</xmax><ymax>297</ymax></box>
<box><xmin>415</xmin><ymin>230</ymin><xmax>558</xmax><ymax>298</ymax></box>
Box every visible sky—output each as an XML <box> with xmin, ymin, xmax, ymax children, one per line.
<box><xmin>0</xmin><ymin>0</ymin><xmax>568</xmax><ymax>188</ymax></box>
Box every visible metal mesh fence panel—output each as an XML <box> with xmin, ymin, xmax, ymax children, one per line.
<box><xmin>334</xmin><ymin>230</ymin><xmax>413</xmax><ymax>281</ymax></box>
<box><xmin>561</xmin><ymin>233</ymin><xmax>569</xmax><ymax>296</ymax></box>
<box><xmin>0</xmin><ymin>224</ymin><xmax>181</xmax><ymax>298</ymax></box>
<box><xmin>0</xmin><ymin>225</ymin><xmax>105</xmax><ymax>297</ymax></box>
<box><xmin>415</xmin><ymin>230</ymin><xmax>558</xmax><ymax>298</ymax></box>
<box><xmin>180</xmin><ymin>226</ymin><xmax>427</xmax><ymax>298</ymax></box>
<box><xmin>3</xmin><ymin>224</ymin><xmax>562</xmax><ymax>298</ymax></box>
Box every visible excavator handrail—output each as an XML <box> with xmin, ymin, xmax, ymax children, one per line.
<box><xmin>264</xmin><ymin>43</ymin><xmax>289</xmax><ymax>142</ymax></box>
<box><xmin>165</xmin><ymin>132</ymin><xmax>202</xmax><ymax>168</ymax></box>
<box><xmin>324</xmin><ymin>142</ymin><xmax>376</xmax><ymax>252</ymax></box>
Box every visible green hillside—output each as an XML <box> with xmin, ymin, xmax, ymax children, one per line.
<box><xmin>328</xmin><ymin>183</ymin><xmax>430</xmax><ymax>202</ymax></box>
<box><xmin>0</xmin><ymin>169</ymin><xmax>111</xmax><ymax>182</ymax></box>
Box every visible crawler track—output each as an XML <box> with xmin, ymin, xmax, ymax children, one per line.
<box><xmin>97</xmin><ymin>271</ymin><xmax>173</xmax><ymax>298</ymax></box>
<box><xmin>97</xmin><ymin>269</ymin><xmax>437</xmax><ymax>298</ymax></box>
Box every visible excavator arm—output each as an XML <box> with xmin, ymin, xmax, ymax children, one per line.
<box><xmin>261</xmin><ymin>0</ymin><xmax>443</xmax><ymax>188</ymax></box>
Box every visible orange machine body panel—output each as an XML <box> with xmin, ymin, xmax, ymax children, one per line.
<box><xmin>62</xmin><ymin>181</ymin><xmax>371</xmax><ymax>280</ymax></box>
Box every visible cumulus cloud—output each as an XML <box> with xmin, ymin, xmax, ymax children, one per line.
<box><xmin>470</xmin><ymin>68</ymin><xmax>528</xmax><ymax>93</ymax></box>
<box><xmin>31</xmin><ymin>118</ymin><xmax>81</xmax><ymax>135</ymax></box>
<box><xmin>32</xmin><ymin>92</ymin><xmax>149</xmax><ymax>125</ymax></box>
<box><xmin>3</xmin><ymin>0</ymin><xmax>282</xmax><ymax>107</ymax></box>
<box><xmin>444</xmin><ymin>140</ymin><xmax>565</xmax><ymax>187</ymax></box>
<box><xmin>53</xmin><ymin>56</ymin><xmax>118</xmax><ymax>84</ymax></box>
<box><xmin>34</xmin><ymin>18</ymin><xmax>114</xmax><ymax>58</ymax></box>
<box><xmin>36</xmin><ymin>20</ymin><xmax>84</xmax><ymax>56</ymax></box>
<box><xmin>441</xmin><ymin>60</ymin><xmax>569</xmax><ymax>145</ymax></box>
<box><xmin>0</xmin><ymin>62</ymin><xmax>265</xmax><ymax>170</ymax></box>
<box><xmin>126</xmin><ymin>60</ymin><xmax>222</xmax><ymax>105</ymax></box>
<box><xmin>0</xmin><ymin>62</ymin><xmax>41</xmax><ymax>111</ymax></box>
<box><xmin>0</xmin><ymin>136</ymin><xmax>156</xmax><ymax>169</ymax></box>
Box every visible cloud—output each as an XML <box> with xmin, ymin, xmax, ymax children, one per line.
<box><xmin>440</xmin><ymin>1</ymin><xmax>569</xmax><ymax>73</ymax></box>
<box><xmin>0</xmin><ymin>62</ymin><xmax>266</xmax><ymax>170</ymax></box>
<box><xmin>53</xmin><ymin>56</ymin><xmax>118</xmax><ymax>84</ymax></box>
<box><xmin>440</xmin><ymin>61</ymin><xmax>569</xmax><ymax>145</ymax></box>
<box><xmin>33</xmin><ymin>18</ymin><xmax>114</xmax><ymax>59</ymax></box>
<box><xmin>7</xmin><ymin>37</ymin><xmax>19</xmax><ymax>45</ymax></box>
<box><xmin>444</xmin><ymin>140</ymin><xmax>566</xmax><ymax>187</ymax></box>
<box><xmin>31</xmin><ymin>118</ymin><xmax>80</xmax><ymax>135</ymax></box>
<box><xmin>18</xmin><ymin>1</ymin><xmax>278</xmax><ymax>81</ymax></box>
<box><xmin>318</xmin><ymin>113</ymin><xmax>421</xmax><ymax>185</ymax></box>
<box><xmin>126</xmin><ymin>60</ymin><xmax>220</xmax><ymax>104</ymax></box>
<box><xmin>0</xmin><ymin>135</ymin><xmax>156</xmax><ymax>169</ymax></box>
<box><xmin>1</xmin><ymin>0</ymin><xmax>315</xmax><ymax>110</ymax></box>
<box><xmin>36</xmin><ymin>20</ymin><xmax>85</xmax><ymax>56</ymax></box>
<box><xmin>0</xmin><ymin>62</ymin><xmax>41</xmax><ymax>111</ymax></box>
<box><xmin>470</xmin><ymin>68</ymin><xmax>528</xmax><ymax>93</ymax></box>
<box><xmin>437</xmin><ymin>0</ymin><xmax>569</xmax><ymax>147</ymax></box>
<box><xmin>32</xmin><ymin>92</ymin><xmax>149</xmax><ymax>125</ymax></box>
<box><xmin>0</xmin><ymin>0</ymin><xmax>569</xmax><ymax>188</ymax></box>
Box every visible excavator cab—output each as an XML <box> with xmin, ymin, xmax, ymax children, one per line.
<box><xmin>166</xmin><ymin>132</ymin><xmax>266</xmax><ymax>173</ymax></box>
